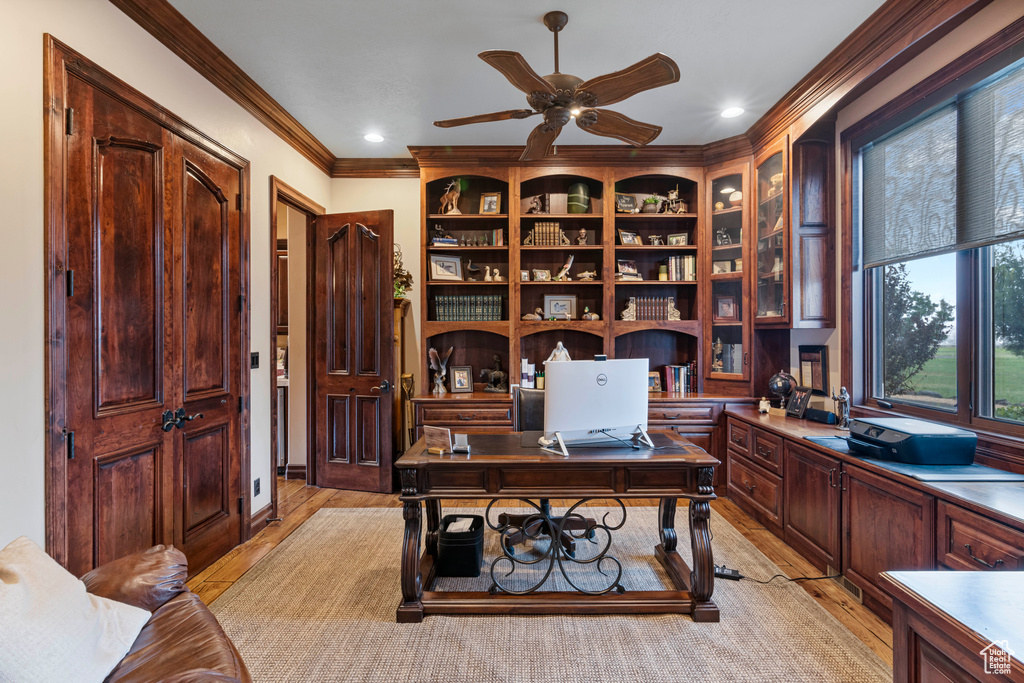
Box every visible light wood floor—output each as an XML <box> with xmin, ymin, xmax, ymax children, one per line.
<box><xmin>188</xmin><ymin>476</ymin><xmax>894</xmax><ymax>667</ymax></box>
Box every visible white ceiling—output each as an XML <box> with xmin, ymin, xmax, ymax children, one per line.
<box><xmin>167</xmin><ymin>0</ymin><xmax>887</xmax><ymax>159</ymax></box>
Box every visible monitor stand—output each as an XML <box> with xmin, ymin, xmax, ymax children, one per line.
<box><xmin>539</xmin><ymin>425</ymin><xmax>655</xmax><ymax>457</ymax></box>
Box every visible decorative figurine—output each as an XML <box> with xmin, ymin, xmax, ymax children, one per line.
<box><xmin>558</xmin><ymin>229</ymin><xmax>571</xmax><ymax>246</ymax></box>
<box><xmin>428</xmin><ymin>347</ymin><xmax>454</xmax><ymax>394</ymax></box>
<box><xmin>621</xmin><ymin>297</ymin><xmax>638</xmax><ymax>321</ymax></box>
<box><xmin>666</xmin><ymin>297</ymin><xmax>682</xmax><ymax>321</ymax></box>
<box><xmin>545</xmin><ymin>341</ymin><xmax>571</xmax><ymax>363</ymax></box>
<box><xmin>649</xmin><ymin>235</ymin><xmax>665</xmax><ymax>246</ymax></box>
<box><xmin>480</xmin><ymin>356</ymin><xmax>509</xmax><ymax>393</ymax></box>
<box><xmin>523</xmin><ymin>229</ymin><xmax>534</xmax><ymax>246</ymax></box>
<box><xmin>660</xmin><ymin>186</ymin><xmax>688</xmax><ymax>214</ymax></box>
<box><xmin>522</xmin><ymin>308</ymin><xmax>544</xmax><ymax>321</ymax></box>
<box><xmin>465</xmin><ymin>259</ymin><xmax>480</xmax><ymax>281</ymax></box>
<box><xmin>759</xmin><ymin>397</ymin><xmax>771</xmax><ymax>414</ymax></box>
<box><xmin>484</xmin><ymin>266</ymin><xmax>493</xmax><ymax>282</ymax></box>
<box><xmin>712</xmin><ymin>338</ymin><xmax>724</xmax><ymax>371</ymax></box>
<box><xmin>492</xmin><ymin>268</ymin><xmax>503</xmax><ymax>282</ymax></box>
<box><xmin>433</xmin><ymin>223</ymin><xmax>452</xmax><ymax>240</ymax></box>
<box><xmin>577</xmin><ymin>270</ymin><xmax>597</xmax><ymax>281</ymax></box>
<box><xmin>715</xmin><ymin>225</ymin><xmax>732</xmax><ymax>245</ymax></box>
<box><xmin>555</xmin><ymin>254</ymin><xmax>574</xmax><ymax>281</ymax></box>
<box><xmin>576</xmin><ymin>227</ymin><xmax>589</xmax><ymax>245</ymax></box>
<box><xmin>439</xmin><ymin>178</ymin><xmax>461</xmax><ymax>215</ymax></box>
<box><xmin>581</xmin><ymin>307</ymin><xmax>600</xmax><ymax>321</ymax></box>
<box><xmin>831</xmin><ymin>386</ymin><xmax>851</xmax><ymax>431</ymax></box>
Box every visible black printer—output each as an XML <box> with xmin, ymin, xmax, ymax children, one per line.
<box><xmin>847</xmin><ymin>417</ymin><xmax>977</xmax><ymax>465</ymax></box>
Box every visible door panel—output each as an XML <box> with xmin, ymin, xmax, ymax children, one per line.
<box><xmin>93</xmin><ymin>445</ymin><xmax>160</xmax><ymax>567</ymax></box>
<box><xmin>313</xmin><ymin>211</ymin><xmax>394</xmax><ymax>491</ymax></box>
<box><xmin>182</xmin><ymin>423</ymin><xmax>230</xmax><ymax>538</ymax></box>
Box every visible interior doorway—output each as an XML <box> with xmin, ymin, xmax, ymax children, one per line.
<box><xmin>269</xmin><ymin>178</ymin><xmax>324</xmax><ymax>522</ymax></box>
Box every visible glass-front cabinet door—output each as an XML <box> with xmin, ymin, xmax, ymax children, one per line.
<box><xmin>755</xmin><ymin>141</ymin><xmax>789</xmax><ymax>324</ymax></box>
<box><xmin>705</xmin><ymin>164</ymin><xmax>749</xmax><ymax>381</ymax></box>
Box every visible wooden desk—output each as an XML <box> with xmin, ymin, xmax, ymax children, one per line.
<box><xmin>394</xmin><ymin>430</ymin><xmax>720</xmax><ymax>623</ymax></box>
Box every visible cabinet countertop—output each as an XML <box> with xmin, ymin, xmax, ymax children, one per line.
<box><xmin>724</xmin><ymin>405</ymin><xmax>1024</xmax><ymax>532</ymax></box>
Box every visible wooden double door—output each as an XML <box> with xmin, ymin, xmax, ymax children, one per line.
<box><xmin>53</xmin><ymin>42</ymin><xmax>248</xmax><ymax>576</ymax></box>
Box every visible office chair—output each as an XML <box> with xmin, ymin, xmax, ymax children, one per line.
<box><xmin>498</xmin><ymin>387</ymin><xmax>595</xmax><ymax>556</ymax></box>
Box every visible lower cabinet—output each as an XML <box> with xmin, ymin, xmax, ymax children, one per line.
<box><xmin>728</xmin><ymin>451</ymin><xmax>783</xmax><ymax>533</ymax></box>
<box><xmin>783</xmin><ymin>441</ymin><xmax>840</xmax><ymax>572</ymax></box>
<box><xmin>841</xmin><ymin>465</ymin><xmax>935</xmax><ymax>617</ymax></box>
<box><xmin>937</xmin><ymin>500</ymin><xmax>1024</xmax><ymax>571</ymax></box>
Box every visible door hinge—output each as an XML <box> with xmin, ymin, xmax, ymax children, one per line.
<box><xmin>65</xmin><ymin>270</ymin><xmax>74</xmax><ymax>297</ymax></box>
<box><xmin>65</xmin><ymin>108</ymin><xmax>74</xmax><ymax>136</ymax></box>
<box><xmin>238</xmin><ymin>396</ymin><xmax>244</xmax><ymax>413</ymax></box>
<box><xmin>64</xmin><ymin>430</ymin><xmax>75</xmax><ymax>459</ymax></box>
<box><xmin>238</xmin><ymin>496</ymin><xmax>244</xmax><ymax>514</ymax></box>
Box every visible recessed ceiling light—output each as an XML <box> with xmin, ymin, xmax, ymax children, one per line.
<box><xmin>720</xmin><ymin>186</ymin><xmax>736</xmax><ymax>194</ymax></box>
<box><xmin>364</xmin><ymin>133</ymin><xmax>384</xmax><ymax>143</ymax></box>
<box><xmin>720</xmin><ymin>107</ymin><xmax>744</xmax><ymax>119</ymax></box>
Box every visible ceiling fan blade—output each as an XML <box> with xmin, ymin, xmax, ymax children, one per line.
<box><xmin>433</xmin><ymin>109</ymin><xmax>536</xmax><ymax>128</ymax></box>
<box><xmin>575</xmin><ymin>53</ymin><xmax>680</xmax><ymax>107</ymax></box>
<box><xmin>479</xmin><ymin>50</ymin><xmax>555</xmax><ymax>96</ymax></box>
<box><xmin>576</xmin><ymin>109</ymin><xmax>662</xmax><ymax>146</ymax></box>
<box><xmin>520</xmin><ymin>123</ymin><xmax>562</xmax><ymax>161</ymax></box>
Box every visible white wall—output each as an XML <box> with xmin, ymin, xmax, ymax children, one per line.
<box><xmin>330</xmin><ymin>178</ymin><xmax>423</xmax><ymax>390</ymax></box>
<box><xmin>0</xmin><ymin>0</ymin><xmax>332</xmax><ymax>549</ymax></box>
<box><xmin>284</xmin><ymin>205</ymin><xmax>308</xmax><ymax>470</ymax></box>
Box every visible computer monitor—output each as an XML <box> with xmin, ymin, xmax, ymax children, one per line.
<box><xmin>539</xmin><ymin>358</ymin><xmax>652</xmax><ymax>456</ymax></box>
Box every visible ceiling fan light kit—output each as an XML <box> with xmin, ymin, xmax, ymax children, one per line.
<box><xmin>433</xmin><ymin>11</ymin><xmax>680</xmax><ymax>161</ymax></box>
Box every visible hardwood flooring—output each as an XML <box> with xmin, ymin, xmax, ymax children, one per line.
<box><xmin>188</xmin><ymin>476</ymin><xmax>894</xmax><ymax>667</ymax></box>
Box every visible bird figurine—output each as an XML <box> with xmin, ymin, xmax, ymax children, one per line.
<box><xmin>484</xmin><ymin>266</ymin><xmax>493</xmax><ymax>282</ymax></box>
<box><xmin>465</xmin><ymin>259</ymin><xmax>481</xmax><ymax>281</ymax></box>
<box><xmin>428</xmin><ymin>347</ymin><xmax>454</xmax><ymax>394</ymax></box>
<box><xmin>492</xmin><ymin>268</ymin><xmax>503</xmax><ymax>282</ymax></box>
<box><xmin>522</xmin><ymin>308</ymin><xmax>544</xmax><ymax>321</ymax></box>
<box><xmin>581</xmin><ymin>307</ymin><xmax>600</xmax><ymax>321</ymax></box>
<box><xmin>555</xmin><ymin>254</ymin><xmax>574</xmax><ymax>281</ymax></box>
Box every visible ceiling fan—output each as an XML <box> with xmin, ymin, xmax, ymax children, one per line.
<box><xmin>433</xmin><ymin>11</ymin><xmax>680</xmax><ymax>161</ymax></box>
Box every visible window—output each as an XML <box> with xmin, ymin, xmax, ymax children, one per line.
<box><xmin>857</xmin><ymin>55</ymin><xmax>1024</xmax><ymax>432</ymax></box>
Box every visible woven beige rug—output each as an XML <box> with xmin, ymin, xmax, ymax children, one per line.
<box><xmin>211</xmin><ymin>506</ymin><xmax>891</xmax><ymax>682</ymax></box>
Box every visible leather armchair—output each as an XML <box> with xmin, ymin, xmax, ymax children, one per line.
<box><xmin>81</xmin><ymin>546</ymin><xmax>251</xmax><ymax>683</ymax></box>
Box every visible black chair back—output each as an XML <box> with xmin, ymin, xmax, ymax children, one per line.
<box><xmin>515</xmin><ymin>387</ymin><xmax>545</xmax><ymax>431</ymax></box>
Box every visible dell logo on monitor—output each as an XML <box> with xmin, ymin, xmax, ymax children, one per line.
<box><xmin>596</xmin><ymin>373</ymin><xmax>608</xmax><ymax>386</ymax></box>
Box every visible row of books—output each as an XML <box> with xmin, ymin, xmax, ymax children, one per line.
<box><xmin>630</xmin><ymin>297</ymin><xmax>678</xmax><ymax>321</ymax></box>
<box><xmin>662</xmin><ymin>362</ymin><xmax>697</xmax><ymax>393</ymax></box>
<box><xmin>667</xmin><ymin>254</ymin><xmax>696</xmax><ymax>281</ymax></box>
<box><xmin>525</xmin><ymin>222</ymin><xmax>567</xmax><ymax>246</ymax></box>
<box><xmin>431</xmin><ymin>229</ymin><xmax>505</xmax><ymax>247</ymax></box>
<box><xmin>433</xmin><ymin>295</ymin><xmax>504</xmax><ymax>321</ymax></box>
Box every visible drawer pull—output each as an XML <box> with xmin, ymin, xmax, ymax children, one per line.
<box><xmin>964</xmin><ymin>544</ymin><xmax>1004</xmax><ymax>568</ymax></box>
<box><xmin>663</xmin><ymin>413</ymin><xmax>681</xmax><ymax>420</ymax></box>
<box><xmin>757</xmin><ymin>446</ymin><xmax>773</xmax><ymax>457</ymax></box>
<box><xmin>743</xmin><ymin>480</ymin><xmax>756</xmax><ymax>492</ymax></box>
<box><xmin>457</xmin><ymin>414</ymin><xmax>475</xmax><ymax>421</ymax></box>
<box><xmin>730</xmin><ymin>433</ymin><xmax>746</xmax><ymax>445</ymax></box>
<box><xmin>828</xmin><ymin>468</ymin><xmax>836</xmax><ymax>488</ymax></box>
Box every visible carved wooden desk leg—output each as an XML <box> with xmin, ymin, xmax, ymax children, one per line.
<box><xmin>397</xmin><ymin>500</ymin><xmax>424</xmax><ymax>622</ymax></box>
<box><xmin>658</xmin><ymin>497</ymin><xmax>678</xmax><ymax>552</ymax></box>
<box><xmin>425</xmin><ymin>499</ymin><xmax>441</xmax><ymax>558</ymax></box>
<box><xmin>688</xmin><ymin>466</ymin><xmax>719</xmax><ymax>622</ymax></box>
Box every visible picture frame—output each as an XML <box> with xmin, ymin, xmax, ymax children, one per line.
<box><xmin>713</xmin><ymin>295</ymin><xmax>738</xmax><ymax>322</ymax></box>
<box><xmin>616</xmin><ymin>259</ymin><xmax>638</xmax><ymax>275</ymax></box>
<box><xmin>450</xmin><ymin>365</ymin><xmax>473</xmax><ymax>393</ymax></box>
<box><xmin>429</xmin><ymin>253</ymin><xmax>462</xmax><ymax>281</ymax></box>
<box><xmin>543</xmin><ymin>294</ymin><xmax>577</xmax><ymax>320</ymax></box>
<box><xmin>520</xmin><ymin>270</ymin><xmax>530</xmax><ymax>281</ymax></box>
<box><xmin>786</xmin><ymin>386</ymin><xmax>812</xmax><ymax>419</ymax></box>
<box><xmin>667</xmin><ymin>232</ymin><xmax>688</xmax><ymax>246</ymax></box>
<box><xmin>618</xmin><ymin>229</ymin><xmax>642</xmax><ymax>245</ymax></box>
<box><xmin>532</xmin><ymin>269</ymin><xmax>551</xmax><ymax>282</ymax></box>
<box><xmin>614</xmin><ymin>193</ymin><xmax>638</xmax><ymax>213</ymax></box>
<box><xmin>480</xmin><ymin>192</ymin><xmax>501</xmax><ymax>215</ymax></box>
<box><xmin>798</xmin><ymin>345</ymin><xmax>829</xmax><ymax>396</ymax></box>
<box><xmin>648</xmin><ymin>371</ymin><xmax>662</xmax><ymax>393</ymax></box>
<box><xmin>712</xmin><ymin>261</ymin><xmax>732</xmax><ymax>274</ymax></box>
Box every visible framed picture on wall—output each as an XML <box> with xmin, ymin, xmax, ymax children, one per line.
<box><xmin>799</xmin><ymin>345</ymin><xmax>829</xmax><ymax>396</ymax></box>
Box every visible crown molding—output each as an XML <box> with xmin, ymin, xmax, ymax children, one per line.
<box><xmin>109</xmin><ymin>0</ymin><xmax>335</xmax><ymax>175</ymax></box>
<box><xmin>407</xmin><ymin>145</ymin><xmax>708</xmax><ymax>168</ymax></box>
<box><xmin>331</xmin><ymin>158</ymin><xmax>420</xmax><ymax>178</ymax></box>
<box><xmin>747</xmin><ymin>0</ymin><xmax>993</xmax><ymax>148</ymax></box>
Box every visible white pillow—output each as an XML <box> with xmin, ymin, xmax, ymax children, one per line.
<box><xmin>0</xmin><ymin>536</ymin><xmax>151</xmax><ymax>683</ymax></box>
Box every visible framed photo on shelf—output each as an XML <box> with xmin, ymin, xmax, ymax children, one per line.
<box><xmin>532</xmin><ymin>269</ymin><xmax>551</xmax><ymax>282</ymax></box>
<box><xmin>520</xmin><ymin>270</ymin><xmax>530</xmax><ymax>281</ymax></box>
<box><xmin>667</xmin><ymin>233</ymin><xmax>688</xmax><ymax>246</ymax></box>
<box><xmin>480</xmin><ymin>192</ymin><xmax>501</xmax><ymax>215</ymax></box>
<box><xmin>618</xmin><ymin>229</ymin><xmax>642</xmax><ymax>246</ymax></box>
<box><xmin>799</xmin><ymin>345</ymin><xmax>829</xmax><ymax>396</ymax></box>
<box><xmin>648</xmin><ymin>372</ymin><xmax>662</xmax><ymax>393</ymax></box>
<box><xmin>786</xmin><ymin>386</ymin><xmax>812</xmax><ymax>418</ymax></box>
<box><xmin>429</xmin><ymin>254</ymin><xmax>463</xmax><ymax>281</ymax></box>
<box><xmin>713</xmin><ymin>295</ymin><xmax>738</xmax><ymax>322</ymax></box>
<box><xmin>616</xmin><ymin>259</ymin><xmax>638</xmax><ymax>275</ymax></box>
<box><xmin>614</xmin><ymin>193</ymin><xmax>638</xmax><ymax>213</ymax></box>
<box><xmin>543</xmin><ymin>294</ymin><xmax>577</xmax><ymax>320</ymax></box>
<box><xmin>450</xmin><ymin>365</ymin><xmax>473</xmax><ymax>393</ymax></box>
<box><xmin>712</xmin><ymin>261</ymin><xmax>732</xmax><ymax>274</ymax></box>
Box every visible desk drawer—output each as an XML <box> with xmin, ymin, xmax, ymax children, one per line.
<box><xmin>937</xmin><ymin>501</ymin><xmax>1024</xmax><ymax>571</ymax></box>
<box><xmin>648</xmin><ymin>403</ymin><xmax>718</xmax><ymax>425</ymax></box>
<box><xmin>750</xmin><ymin>427</ymin><xmax>783</xmax><ymax>475</ymax></box>
<box><xmin>726</xmin><ymin>418</ymin><xmax>751</xmax><ymax>456</ymax></box>
<box><xmin>728</xmin><ymin>453</ymin><xmax>782</xmax><ymax>529</ymax></box>
<box><xmin>417</xmin><ymin>403</ymin><xmax>512</xmax><ymax>426</ymax></box>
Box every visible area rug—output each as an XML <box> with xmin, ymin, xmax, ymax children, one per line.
<box><xmin>211</xmin><ymin>506</ymin><xmax>891</xmax><ymax>682</ymax></box>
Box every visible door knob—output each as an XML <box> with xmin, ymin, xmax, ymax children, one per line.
<box><xmin>371</xmin><ymin>379</ymin><xmax>391</xmax><ymax>394</ymax></box>
<box><xmin>161</xmin><ymin>410</ymin><xmax>178</xmax><ymax>432</ymax></box>
<box><xmin>173</xmin><ymin>407</ymin><xmax>204</xmax><ymax>429</ymax></box>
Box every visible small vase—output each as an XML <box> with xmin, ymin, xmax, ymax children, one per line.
<box><xmin>642</xmin><ymin>203</ymin><xmax>658</xmax><ymax>213</ymax></box>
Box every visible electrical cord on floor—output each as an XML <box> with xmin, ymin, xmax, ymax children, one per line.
<box><xmin>714</xmin><ymin>564</ymin><xmax>842</xmax><ymax>584</ymax></box>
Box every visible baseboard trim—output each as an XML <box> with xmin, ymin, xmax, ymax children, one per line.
<box><xmin>250</xmin><ymin>502</ymin><xmax>273</xmax><ymax>535</ymax></box>
<box><xmin>285</xmin><ymin>464</ymin><xmax>307</xmax><ymax>480</ymax></box>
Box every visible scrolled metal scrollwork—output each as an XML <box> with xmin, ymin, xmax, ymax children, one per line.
<box><xmin>485</xmin><ymin>499</ymin><xmax>627</xmax><ymax>596</ymax></box>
